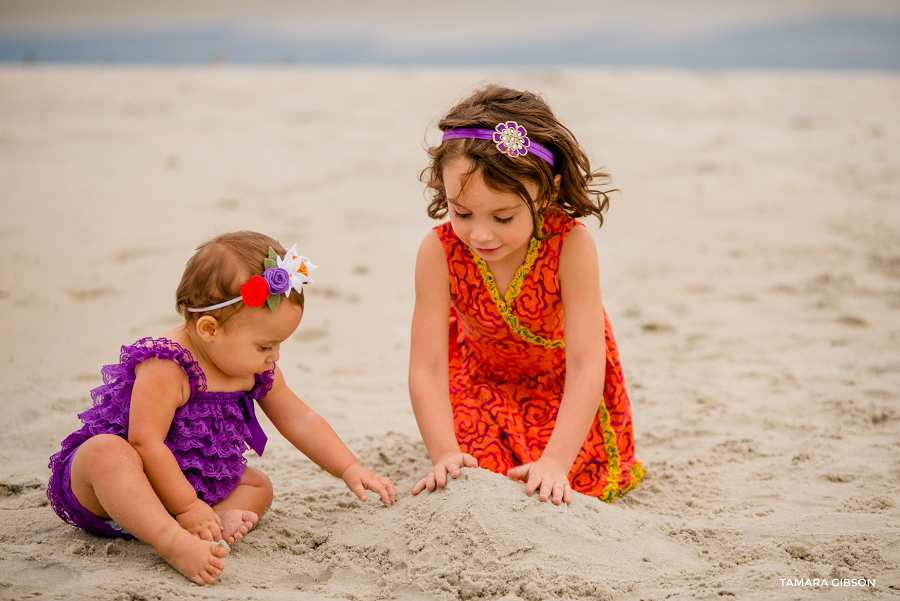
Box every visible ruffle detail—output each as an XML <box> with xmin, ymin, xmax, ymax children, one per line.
<box><xmin>251</xmin><ymin>367</ymin><xmax>276</xmax><ymax>400</ymax></box>
<box><xmin>48</xmin><ymin>337</ymin><xmax>274</xmax><ymax>518</ymax></box>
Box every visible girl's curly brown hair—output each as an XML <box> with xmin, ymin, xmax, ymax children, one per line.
<box><xmin>420</xmin><ymin>85</ymin><xmax>616</xmax><ymax>239</ymax></box>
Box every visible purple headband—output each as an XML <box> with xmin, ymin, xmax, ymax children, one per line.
<box><xmin>442</xmin><ymin>121</ymin><xmax>555</xmax><ymax>168</ymax></box>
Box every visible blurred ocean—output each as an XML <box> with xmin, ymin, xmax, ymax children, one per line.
<box><xmin>1</xmin><ymin>9</ymin><xmax>899</xmax><ymax>69</ymax></box>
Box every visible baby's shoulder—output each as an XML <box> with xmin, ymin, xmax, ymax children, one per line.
<box><xmin>133</xmin><ymin>355</ymin><xmax>193</xmax><ymax>405</ymax></box>
<box><xmin>124</xmin><ymin>335</ymin><xmax>202</xmax><ymax>398</ymax></box>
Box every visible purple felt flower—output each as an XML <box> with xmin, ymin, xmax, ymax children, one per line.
<box><xmin>264</xmin><ymin>267</ymin><xmax>291</xmax><ymax>295</ymax></box>
<box><xmin>492</xmin><ymin>121</ymin><xmax>531</xmax><ymax>158</ymax></box>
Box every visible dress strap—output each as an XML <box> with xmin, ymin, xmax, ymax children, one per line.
<box><xmin>251</xmin><ymin>366</ymin><xmax>276</xmax><ymax>400</ymax></box>
<box><xmin>470</xmin><ymin>216</ymin><xmax>565</xmax><ymax>349</ymax></box>
<box><xmin>108</xmin><ymin>337</ymin><xmax>207</xmax><ymax>393</ymax></box>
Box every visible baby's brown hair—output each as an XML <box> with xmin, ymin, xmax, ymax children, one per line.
<box><xmin>175</xmin><ymin>231</ymin><xmax>304</xmax><ymax>325</ymax></box>
<box><xmin>421</xmin><ymin>85</ymin><xmax>616</xmax><ymax>239</ymax></box>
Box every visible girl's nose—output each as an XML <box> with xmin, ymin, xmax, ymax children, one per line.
<box><xmin>470</xmin><ymin>223</ymin><xmax>493</xmax><ymax>243</ymax></box>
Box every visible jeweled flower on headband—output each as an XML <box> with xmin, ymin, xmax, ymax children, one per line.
<box><xmin>441</xmin><ymin>121</ymin><xmax>555</xmax><ymax>167</ymax></box>
<box><xmin>492</xmin><ymin>121</ymin><xmax>531</xmax><ymax>158</ymax></box>
<box><xmin>188</xmin><ymin>245</ymin><xmax>316</xmax><ymax>314</ymax></box>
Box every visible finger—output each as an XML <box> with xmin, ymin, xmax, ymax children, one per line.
<box><xmin>370</xmin><ymin>480</ymin><xmax>393</xmax><ymax>505</ymax></box>
<box><xmin>386</xmin><ymin>479</ymin><xmax>399</xmax><ymax>503</ymax></box>
<box><xmin>538</xmin><ymin>479</ymin><xmax>553</xmax><ymax>502</ymax></box>
<box><xmin>447</xmin><ymin>460</ymin><xmax>461</xmax><ymax>479</ymax></box>
<box><xmin>525</xmin><ymin>472</ymin><xmax>541</xmax><ymax>495</ymax></box>
<box><xmin>563</xmin><ymin>484</ymin><xmax>572</xmax><ymax>505</ymax></box>
<box><xmin>551</xmin><ymin>481</ymin><xmax>565</xmax><ymax>505</ymax></box>
<box><xmin>434</xmin><ymin>464</ymin><xmax>449</xmax><ymax>487</ymax></box>
<box><xmin>464</xmin><ymin>454</ymin><xmax>479</xmax><ymax>468</ymax></box>
<box><xmin>348</xmin><ymin>479</ymin><xmax>369</xmax><ymax>502</ymax></box>
<box><xmin>411</xmin><ymin>476</ymin><xmax>428</xmax><ymax>495</ymax></box>
<box><xmin>506</xmin><ymin>464</ymin><xmax>528</xmax><ymax>481</ymax></box>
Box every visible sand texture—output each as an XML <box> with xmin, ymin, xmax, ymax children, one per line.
<box><xmin>1</xmin><ymin>66</ymin><xmax>899</xmax><ymax>600</ymax></box>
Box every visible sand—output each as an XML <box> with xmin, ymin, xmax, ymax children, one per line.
<box><xmin>0</xmin><ymin>66</ymin><xmax>898</xmax><ymax>600</ymax></box>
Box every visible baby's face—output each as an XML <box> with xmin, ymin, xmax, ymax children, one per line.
<box><xmin>209</xmin><ymin>300</ymin><xmax>303</xmax><ymax>378</ymax></box>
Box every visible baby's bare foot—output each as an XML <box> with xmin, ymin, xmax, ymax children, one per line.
<box><xmin>216</xmin><ymin>509</ymin><xmax>258</xmax><ymax>544</ymax></box>
<box><xmin>155</xmin><ymin>527</ymin><xmax>228</xmax><ymax>585</ymax></box>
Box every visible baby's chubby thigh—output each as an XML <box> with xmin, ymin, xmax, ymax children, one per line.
<box><xmin>69</xmin><ymin>433</ymin><xmax>144</xmax><ymax>519</ymax></box>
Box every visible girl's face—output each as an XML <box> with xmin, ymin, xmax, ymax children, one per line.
<box><xmin>444</xmin><ymin>156</ymin><xmax>540</xmax><ymax>270</ymax></box>
<box><xmin>201</xmin><ymin>300</ymin><xmax>303</xmax><ymax>379</ymax></box>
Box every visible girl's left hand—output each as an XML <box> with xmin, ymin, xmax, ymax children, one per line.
<box><xmin>507</xmin><ymin>458</ymin><xmax>573</xmax><ymax>505</ymax></box>
<box><xmin>341</xmin><ymin>462</ymin><xmax>399</xmax><ymax>506</ymax></box>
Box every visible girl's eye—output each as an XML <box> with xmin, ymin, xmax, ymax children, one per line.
<box><xmin>453</xmin><ymin>209</ymin><xmax>472</xmax><ymax>219</ymax></box>
<box><xmin>494</xmin><ymin>216</ymin><xmax>513</xmax><ymax>224</ymax></box>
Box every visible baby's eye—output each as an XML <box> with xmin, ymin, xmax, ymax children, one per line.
<box><xmin>259</xmin><ymin>346</ymin><xmax>272</xmax><ymax>352</ymax></box>
<box><xmin>453</xmin><ymin>209</ymin><xmax>472</xmax><ymax>219</ymax></box>
<box><xmin>494</xmin><ymin>215</ymin><xmax>513</xmax><ymax>224</ymax></box>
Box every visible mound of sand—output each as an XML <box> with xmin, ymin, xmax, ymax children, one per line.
<box><xmin>313</xmin><ymin>468</ymin><xmax>701</xmax><ymax>600</ymax></box>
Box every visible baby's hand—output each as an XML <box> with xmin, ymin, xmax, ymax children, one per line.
<box><xmin>411</xmin><ymin>452</ymin><xmax>478</xmax><ymax>495</ymax></box>
<box><xmin>176</xmin><ymin>498</ymin><xmax>225</xmax><ymax>541</ymax></box>
<box><xmin>341</xmin><ymin>463</ymin><xmax>398</xmax><ymax>506</ymax></box>
<box><xmin>507</xmin><ymin>458</ymin><xmax>572</xmax><ymax>505</ymax></box>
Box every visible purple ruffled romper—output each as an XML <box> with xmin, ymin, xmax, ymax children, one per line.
<box><xmin>47</xmin><ymin>337</ymin><xmax>273</xmax><ymax>539</ymax></box>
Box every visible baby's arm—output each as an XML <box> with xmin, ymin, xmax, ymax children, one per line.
<box><xmin>507</xmin><ymin>226</ymin><xmax>606</xmax><ymax>505</ymax></box>
<box><xmin>258</xmin><ymin>368</ymin><xmax>397</xmax><ymax>505</ymax></box>
<box><xmin>409</xmin><ymin>232</ymin><xmax>478</xmax><ymax>494</ymax></box>
<box><xmin>129</xmin><ymin>358</ymin><xmax>224</xmax><ymax>540</ymax></box>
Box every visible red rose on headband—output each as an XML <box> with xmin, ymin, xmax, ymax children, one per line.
<box><xmin>240</xmin><ymin>275</ymin><xmax>270</xmax><ymax>307</ymax></box>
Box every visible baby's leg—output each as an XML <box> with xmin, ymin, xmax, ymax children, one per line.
<box><xmin>211</xmin><ymin>467</ymin><xmax>272</xmax><ymax>544</ymax></box>
<box><xmin>69</xmin><ymin>434</ymin><xmax>228</xmax><ymax>585</ymax></box>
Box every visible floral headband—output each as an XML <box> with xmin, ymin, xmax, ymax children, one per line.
<box><xmin>441</xmin><ymin>121</ymin><xmax>555</xmax><ymax>168</ymax></box>
<box><xmin>187</xmin><ymin>244</ymin><xmax>316</xmax><ymax>314</ymax></box>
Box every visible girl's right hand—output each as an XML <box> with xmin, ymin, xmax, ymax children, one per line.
<box><xmin>176</xmin><ymin>498</ymin><xmax>225</xmax><ymax>542</ymax></box>
<box><xmin>411</xmin><ymin>452</ymin><xmax>478</xmax><ymax>495</ymax></box>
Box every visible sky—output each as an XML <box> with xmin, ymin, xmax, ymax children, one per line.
<box><xmin>1</xmin><ymin>0</ymin><xmax>899</xmax><ymax>68</ymax></box>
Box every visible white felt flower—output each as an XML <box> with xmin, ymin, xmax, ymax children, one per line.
<box><xmin>277</xmin><ymin>244</ymin><xmax>316</xmax><ymax>295</ymax></box>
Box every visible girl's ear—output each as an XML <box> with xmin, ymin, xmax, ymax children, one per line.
<box><xmin>195</xmin><ymin>315</ymin><xmax>220</xmax><ymax>342</ymax></box>
<box><xmin>553</xmin><ymin>173</ymin><xmax>561</xmax><ymax>199</ymax></box>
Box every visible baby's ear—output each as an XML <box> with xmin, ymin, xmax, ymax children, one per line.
<box><xmin>195</xmin><ymin>315</ymin><xmax>220</xmax><ymax>342</ymax></box>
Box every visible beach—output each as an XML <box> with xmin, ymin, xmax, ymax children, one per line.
<box><xmin>0</xmin><ymin>66</ymin><xmax>898</xmax><ymax>600</ymax></box>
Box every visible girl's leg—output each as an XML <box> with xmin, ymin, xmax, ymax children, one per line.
<box><xmin>210</xmin><ymin>466</ymin><xmax>273</xmax><ymax>544</ymax></box>
<box><xmin>69</xmin><ymin>434</ymin><xmax>228</xmax><ymax>585</ymax></box>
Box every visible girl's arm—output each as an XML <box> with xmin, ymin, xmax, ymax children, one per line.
<box><xmin>409</xmin><ymin>231</ymin><xmax>478</xmax><ymax>494</ymax></box>
<box><xmin>129</xmin><ymin>358</ymin><xmax>225</xmax><ymax>540</ymax></box>
<box><xmin>507</xmin><ymin>225</ymin><xmax>606</xmax><ymax>505</ymax></box>
<box><xmin>257</xmin><ymin>367</ymin><xmax>397</xmax><ymax>505</ymax></box>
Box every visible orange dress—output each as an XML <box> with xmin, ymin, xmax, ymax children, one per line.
<box><xmin>435</xmin><ymin>209</ymin><xmax>644</xmax><ymax>501</ymax></box>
